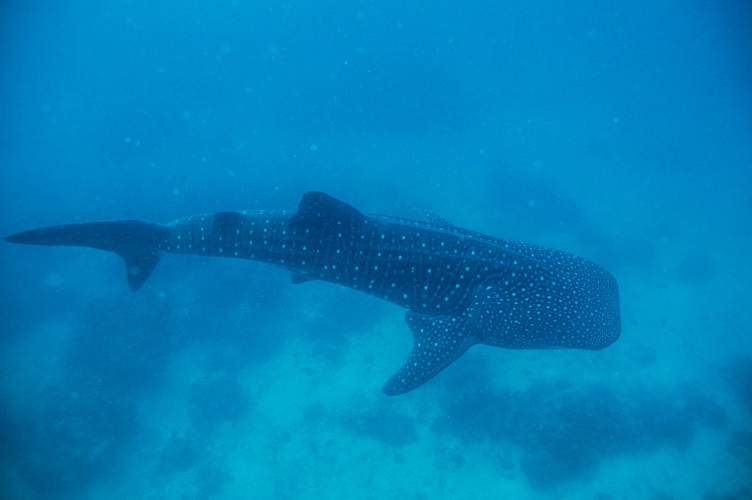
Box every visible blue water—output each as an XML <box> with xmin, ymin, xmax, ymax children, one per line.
<box><xmin>1</xmin><ymin>1</ymin><xmax>751</xmax><ymax>498</ymax></box>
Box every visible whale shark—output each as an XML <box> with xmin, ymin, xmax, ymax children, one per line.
<box><xmin>5</xmin><ymin>191</ymin><xmax>621</xmax><ymax>394</ymax></box>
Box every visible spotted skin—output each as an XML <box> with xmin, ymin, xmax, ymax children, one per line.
<box><xmin>5</xmin><ymin>191</ymin><xmax>621</xmax><ymax>395</ymax></box>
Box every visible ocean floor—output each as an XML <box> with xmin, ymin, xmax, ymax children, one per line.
<box><xmin>1</xmin><ymin>248</ymin><xmax>750</xmax><ymax>499</ymax></box>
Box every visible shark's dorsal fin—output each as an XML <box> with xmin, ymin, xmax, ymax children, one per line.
<box><xmin>382</xmin><ymin>311</ymin><xmax>480</xmax><ymax>395</ymax></box>
<box><xmin>288</xmin><ymin>191</ymin><xmax>368</xmax><ymax>237</ymax></box>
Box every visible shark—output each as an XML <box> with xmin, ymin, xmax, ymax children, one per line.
<box><xmin>5</xmin><ymin>191</ymin><xmax>621</xmax><ymax>394</ymax></box>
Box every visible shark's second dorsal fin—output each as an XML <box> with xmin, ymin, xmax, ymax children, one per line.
<box><xmin>288</xmin><ymin>191</ymin><xmax>367</xmax><ymax>237</ymax></box>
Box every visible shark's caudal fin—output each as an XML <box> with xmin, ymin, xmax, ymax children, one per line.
<box><xmin>5</xmin><ymin>220</ymin><xmax>169</xmax><ymax>291</ymax></box>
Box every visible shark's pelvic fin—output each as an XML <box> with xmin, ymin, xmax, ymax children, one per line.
<box><xmin>5</xmin><ymin>220</ymin><xmax>168</xmax><ymax>291</ymax></box>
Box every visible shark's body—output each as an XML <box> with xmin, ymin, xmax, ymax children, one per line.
<box><xmin>5</xmin><ymin>192</ymin><xmax>621</xmax><ymax>394</ymax></box>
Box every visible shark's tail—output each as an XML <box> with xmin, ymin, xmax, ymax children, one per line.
<box><xmin>5</xmin><ymin>220</ymin><xmax>169</xmax><ymax>291</ymax></box>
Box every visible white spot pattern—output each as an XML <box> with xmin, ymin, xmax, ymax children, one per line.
<box><xmin>161</xmin><ymin>192</ymin><xmax>620</xmax><ymax>394</ymax></box>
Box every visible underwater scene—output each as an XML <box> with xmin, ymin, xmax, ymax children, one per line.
<box><xmin>1</xmin><ymin>1</ymin><xmax>750</xmax><ymax>499</ymax></box>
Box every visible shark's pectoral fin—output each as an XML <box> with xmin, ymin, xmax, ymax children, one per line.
<box><xmin>382</xmin><ymin>311</ymin><xmax>480</xmax><ymax>395</ymax></box>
